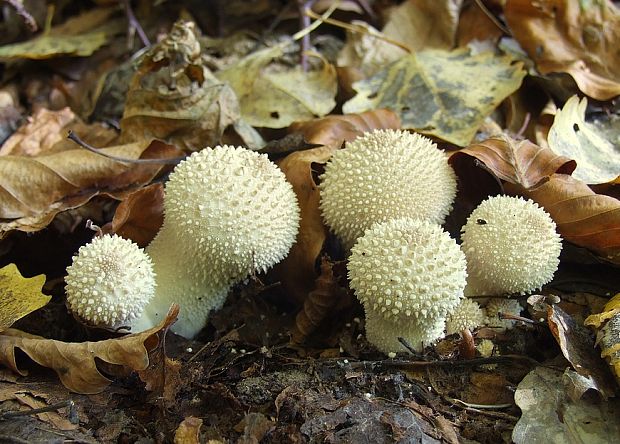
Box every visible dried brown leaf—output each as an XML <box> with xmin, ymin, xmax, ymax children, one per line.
<box><xmin>289</xmin><ymin>109</ymin><xmax>401</xmax><ymax>147</ymax></box>
<box><xmin>174</xmin><ymin>416</ymin><xmax>203</xmax><ymax>444</ymax></box>
<box><xmin>450</xmin><ymin>137</ymin><xmax>576</xmax><ymax>189</ymax></box>
<box><xmin>292</xmin><ymin>258</ymin><xmax>347</xmax><ymax>343</ymax></box>
<box><xmin>101</xmin><ymin>183</ymin><xmax>164</xmax><ymax>248</ymax></box>
<box><xmin>0</xmin><ymin>305</ymin><xmax>179</xmax><ymax>394</ymax></box>
<box><xmin>505</xmin><ymin>0</ymin><xmax>620</xmax><ymax>100</ymax></box>
<box><xmin>0</xmin><ymin>139</ymin><xmax>181</xmax><ymax>238</ymax></box>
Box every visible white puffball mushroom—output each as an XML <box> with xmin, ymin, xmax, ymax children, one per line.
<box><xmin>65</xmin><ymin>234</ymin><xmax>156</xmax><ymax>328</ymax></box>
<box><xmin>320</xmin><ymin>129</ymin><xmax>457</xmax><ymax>248</ymax></box>
<box><xmin>461</xmin><ymin>195</ymin><xmax>562</xmax><ymax>296</ymax></box>
<box><xmin>445</xmin><ymin>298</ymin><xmax>485</xmax><ymax>336</ymax></box>
<box><xmin>348</xmin><ymin>218</ymin><xmax>467</xmax><ymax>353</ymax></box>
<box><xmin>132</xmin><ymin>146</ymin><xmax>300</xmax><ymax>338</ymax></box>
<box><xmin>484</xmin><ymin>298</ymin><xmax>523</xmax><ymax>330</ymax></box>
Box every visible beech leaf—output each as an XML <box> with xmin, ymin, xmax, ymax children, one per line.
<box><xmin>0</xmin><ymin>305</ymin><xmax>179</xmax><ymax>394</ymax></box>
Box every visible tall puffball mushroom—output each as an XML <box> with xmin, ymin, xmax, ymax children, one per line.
<box><xmin>348</xmin><ymin>218</ymin><xmax>467</xmax><ymax>353</ymax></box>
<box><xmin>319</xmin><ymin>129</ymin><xmax>457</xmax><ymax>249</ymax></box>
<box><xmin>65</xmin><ymin>234</ymin><xmax>156</xmax><ymax>329</ymax></box>
<box><xmin>132</xmin><ymin>146</ymin><xmax>300</xmax><ymax>338</ymax></box>
<box><xmin>461</xmin><ymin>195</ymin><xmax>562</xmax><ymax>296</ymax></box>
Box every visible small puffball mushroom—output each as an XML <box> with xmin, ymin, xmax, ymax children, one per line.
<box><xmin>461</xmin><ymin>195</ymin><xmax>562</xmax><ymax>296</ymax></box>
<box><xmin>65</xmin><ymin>234</ymin><xmax>156</xmax><ymax>328</ymax></box>
<box><xmin>348</xmin><ymin>218</ymin><xmax>467</xmax><ymax>353</ymax></box>
<box><xmin>445</xmin><ymin>298</ymin><xmax>485</xmax><ymax>336</ymax></box>
<box><xmin>484</xmin><ymin>298</ymin><xmax>522</xmax><ymax>331</ymax></box>
<box><xmin>132</xmin><ymin>146</ymin><xmax>300</xmax><ymax>338</ymax></box>
<box><xmin>320</xmin><ymin>129</ymin><xmax>457</xmax><ymax>248</ymax></box>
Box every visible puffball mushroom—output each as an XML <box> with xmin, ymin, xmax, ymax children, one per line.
<box><xmin>132</xmin><ymin>145</ymin><xmax>300</xmax><ymax>338</ymax></box>
<box><xmin>445</xmin><ymin>298</ymin><xmax>485</xmax><ymax>336</ymax></box>
<box><xmin>461</xmin><ymin>195</ymin><xmax>562</xmax><ymax>296</ymax></box>
<box><xmin>348</xmin><ymin>218</ymin><xmax>467</xmax><ymax>353</ymax></box>
<box><xmin>319</xmin><ymin>129</ymin><xmax>457</xmax><ymax>248</ymax></box>
<box><xmin>484</xmin><ymin>298</ymin><xmax>522</xmax><ymax>330</ymax></box>
<box><xmin>65</xmin><ymin>234</ymin><xmax>156</xmax><ymax>328</ymax></box>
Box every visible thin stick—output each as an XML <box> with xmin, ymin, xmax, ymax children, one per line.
<box><xmin>67</xmin><ymin>131</ymin><xmax>184</xmax><ymax>165</ymax></box>
<box><xmin>304</xmin><ymin>8</ymin><xmax>412</xmax><ymax>53</ymax></box>
<box><xmin>0</xmin><ymin>400</ymin><xmax>77</xmax><ymax>422</ymax></box>
<box><xmin>473</xmin><ymin>0</ymin><xmax>510</xmax><ymax>35</ymax></box>
<box><xmin>123</xmin><ymin>0</ymin><xmax>151</xmax><ymax>47</ymax></box>
<box><xmin>3</xmin><ymin>0</ymin><xmax>37</xmax><ymax>31</ymax></box>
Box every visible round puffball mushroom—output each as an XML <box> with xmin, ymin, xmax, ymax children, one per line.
<box><xmin>445</xmin><ymin>298</ymin><xmax>485</xmax><ymax>336</ymax></box>
<box><xmin>65</xmin><ymin>234</ymin><xmax>156</xmax><ymax>328</ymax></box>
<box><xmin>319</xmin><ymin>129</ymin><xmax>457</xmax><ymax>248</ymax></box>
<box><xmin>348</xmin><ymin>218</ymin><xmax>467</xmax><ymax>353</ymax></box>
<box><xmin>132</xmin><ymin>146</ymin><xmax>300</xmax><ymax>338</ymax></box>
<box><xmin>461</xmin><ymin>195</ymin><xmax>562</xmax><ymax>296</ymax></box>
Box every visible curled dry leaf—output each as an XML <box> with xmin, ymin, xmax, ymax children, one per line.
<box><xmin>450</xmin><ymin>137</ymin><xmax>576</xmax><ymax>189</ymax></box>
<box><xmin>273</xmin><ymin>110</ymin><xmax>400</xmax><ymax>303</ymax></box>
<box><xmin>292</xmin><ymin>257</ymin><xmax>347</xmax><ymax>344</ymax></box>
<box><xmin>120</xmin><ymin>20</ymin><xmax>239</xmax><ymax>151</ymax></box>
<box><xmin>0</xmin><ymin>305</ymin><xmax>179</xmax><ymax>394</ymax></box>
<box><xmin>0</xmin><ymin>139</ymin><xmax>181</xmax><ymax>239</ymax></box>
<box><xmin>504</xmin><ymin>0</ymin><xmax>620</xmax><ymax>100</ymax></box>
<box><xmin>101</xmin><ymin>183</ymin><xmax>164</xmax><ymax>248</ymax></box>
<box><xmin>547</xmin><ymin>304</ymin><xmax>617</xmax><ymax>399</ymax></box>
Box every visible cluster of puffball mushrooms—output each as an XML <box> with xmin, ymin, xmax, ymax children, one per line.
<box><xmin>65</xmin><ymin>130</ymin><xmax>563</xmax><ymax>353</ymax></box>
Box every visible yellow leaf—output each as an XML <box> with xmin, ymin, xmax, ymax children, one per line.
<box><xmin>585</xmin><ymin>293</ymin><xmax>620</xmax><ymax>329</ymax></box>
<box><xmin>0</xmin><ymin>264</ymin><xmax>49</xmax><ymax>332</ymax></box>
<box><xmin>343</xmin><ymin>48</ymin><xmax>526</xmax><ymax>146</ymax></box>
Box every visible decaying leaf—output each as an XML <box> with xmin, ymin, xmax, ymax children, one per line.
<box><xmin>0</xmin><ymin>8</ymin><xmax>121</xmax><ymax>59</ymax></box>
<box><xmin>121</xmin><ymin>20</ymin><xmax>240</xmax><ymax>151</ymax></box>
<box><xmin>273</xmin><ymin>110</ymin><xmax>400</xmax><ymax>303</ymax></box>
<box><xmin>548</xmin><ymin>95</ymin><xmax>620</xmax><ymax>184</ymax></box>
<box><xmin>174</xmin><ymin>416</ymin><xmax>203</xmax><ymax>444</ymax></box>
<box><xmin>343</xmin><ymin>48</ymin><xmax>526</xmax><ymax>145</ymax></box>
<box><xmin>102</xmin><ymin>183</ymin><xmax>164</xmax><ymax>248</ymax></box>
<box><xmin>585</xmin><ymin>293</ymin><xmax>620</xmax><ymax>386</ymax></box>
<box><xmin>292</xmin><ymin>257</ymin><xmax>347</xmax><ymax>343</ymax></box>
<box><xmin>288</xmin><ymin>109</ymin><xmax>401</xmax><ymax>148</ymax></box>
<box><xmin>504</xmin><ymin>0</ymin><xmax>620</xmax><ymax>100</ymax></box>
<box><xmin>547</xmin><ymin>304</ymin><xmax>616</xmax><ymax>399</ymax></box>
<box><xmin>450</xmin><ymin>136</ymin><xmax>576</xmax><ymax>189</ymax></box>
<box><xmin>513</xmin><ymin>366</ymin><xmax>620</xmax><ymax>444</ymax></box>
<box><xmin>0</xmin><ymin>139</ymin><xmax>181</xmax><ymax>238</ymax></box>
<box><xmin>0</xmin><ymin>264</ymin><xmax>48</xmax><ymax>332</ymax></box>
<box><xmin>218</xmin><ymin>45</ymin><xmax>337</xmax><ymax>128</ymax></box>
<box><xmin>0</xmin><ymin>305</ymin><xmax>179</xmax><ymax>394</ymax></box>
<box><xmin>338</xmin><ymin>0</ymin><xmax>462</xmax><ymax>76</ymax></box>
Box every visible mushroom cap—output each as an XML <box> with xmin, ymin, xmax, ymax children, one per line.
<box><xmin>319</xmin><ymin>129</ymin><xmax>457</xmax><ymax>248</ymax></box>
<box><xmin>364</xmin><ymin>310</ymin><xmax>445</xmax><ymax>353</ymax></box>
<box><xmin>348</xmin><ymin>218</ymin><xmax>467</xmax><ymax>322</ymax></box>
<box><xmin>484</xmin><ymin>298</ymin><xmax>522</xmax><ymax>330</ymax></box>
<box><xmin>445</xmin><ymin>298</ymin><xmax>485</xmax><ymax>335</ymax></box>
<box><xmin>461</xmin><ymin>195</ymin><xmax>562</xmax><ymax>296</ymax></box>
<box><xmin>65</xmin><ymin>234</ymin><xmax>156</xmax><ymax>328</ymax></box>
<box><xmin>162</xmin><ymin>145</ymin><xmax>300</xmax><ymax>278</ymax></box>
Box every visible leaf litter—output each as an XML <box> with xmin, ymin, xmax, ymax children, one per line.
<box><xmin>0</xmin><ymin>1</ymin><xmax>619</xmax><ymax>443</ymax></box>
